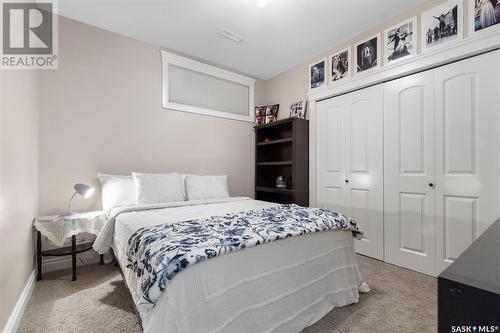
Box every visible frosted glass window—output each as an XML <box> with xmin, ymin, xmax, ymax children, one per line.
<box><xmin>169</xmin><ymin>65</ymin><xmax>250</xmax><ymax>116</ymax></box>
<box><xmin>161</xmin><ymin>51</ymin><xmax>255</xmax><ymax>122</ymax></box>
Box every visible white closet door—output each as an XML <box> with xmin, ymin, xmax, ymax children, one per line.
<box><xmin>316</xmin><ymin>85</ymin><xmax>384</xmax><ymax>260</ymax></box>
<box><xmin>316</xmin><ymin>96</ymin><xmax>347</xmax><ymax>213</ymax></box>
<box><xmin>435</xmin><ymin>50</ymin><xmax>500</xmax><ymax>274</ymax></box>
<box><xmin>384</xmin><ymin>71</ymin><xmax>436</xmax><ymax>275</ymax></box>
<box><xmin>345</xmin><ymin>85</ymin><xmax>384</xmax><ymax>260</ymax></box>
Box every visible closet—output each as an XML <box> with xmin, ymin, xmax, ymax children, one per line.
<box><xmin>316</xmin><ymin>50</ymin><xmax>500</xmax><ymax>275</ymax></box>
<box><xmin>316</xmin><ymin>85</ymin><xmax>384</xmax><ymax>260</ymax></box>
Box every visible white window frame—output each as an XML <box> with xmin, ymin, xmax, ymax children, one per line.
<box><xmin>161</xmin><ymin>50</ymin><xmax>255</xmax><ymax>122</ymax></box>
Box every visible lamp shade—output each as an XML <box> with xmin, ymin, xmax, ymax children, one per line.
<box><xmin>73</xmin><ymin>183</ymin><xmax>95</xmax><ymax>198</ymax></box>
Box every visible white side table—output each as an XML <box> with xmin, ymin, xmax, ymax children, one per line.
<box><xmin>34</xmin><ymin>211</ymin><xmax>107</xmax><ymax>281</ymax></box>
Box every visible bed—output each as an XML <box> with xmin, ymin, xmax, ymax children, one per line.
<box><xmin>93</xmin><ymin>173</ymin><xmax>367</xmax><ymax>332</ymax></box>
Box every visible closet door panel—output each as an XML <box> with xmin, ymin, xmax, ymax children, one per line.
<box><xmin>316</xmin><ymin>98</ymin><xmax>346</xmax><ymax>213</ymax></box>
<box><xmin>346</xmin><ymin>85</ymin><xmax>384</xmax><ymax>260</ymax></box>
<box><xmin>384</xmin><ymin>71</ymin><xmax>436</xmax><ymax>275</ymax></box>
<box><xmin>435</xmin><ymin>50</ymin><xmax>500</xmax><ymax>274</ymax></box>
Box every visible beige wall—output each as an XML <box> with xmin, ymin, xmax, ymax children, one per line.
<box><xmin>0</xmin><ymin>70</ymin><xmax>39</xmax><ymax>329</ymax></box>
<box><xmin>39</xmin><ymin>17</ymin><xmax>263</xmax><ymax>215</ymax></box>
<box><xmin>257</xmin><ymin>0</ymin><xmax>454</xmax><ymax>118</ymax></box>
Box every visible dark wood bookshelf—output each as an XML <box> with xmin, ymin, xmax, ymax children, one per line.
<box><xmin>254</xmin><ymin>117</ymin><xmax>309</xmax><ymax>206</ymax></box>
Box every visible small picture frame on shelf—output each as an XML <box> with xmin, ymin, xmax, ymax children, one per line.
<box><xmin>420</xmin><ymin>0</ymin><xmax>462</xmax><ymax>53</ymax></box>
<box><xmin>354</xmin><ymin>33</ymin><xmax>380</xmax><ymax>75</ymax></box>
<box><xmin>309</xmin><ymin>58</ymin><xmax>327</xmax><ymax>91</ymax></box>
<box><xmin>384</xmin><ymin>17</ymin><xmax>417</xmax><ymax>65</ymax></box>
<box><xmin>329</xmin><ymin>47</ymin><xmax>350</xmax><ymax>83</ymax></box>
<box><xmin>469</xmin><ymin>0</ymin><xmax>500</xmax><ymax>36</ymax></box>
<box><xmin>290</xmin><ymin>99</ymin><xmax>307</xmax><ymax>119</ymax></box>
<box><xmin>255</xmin><ymin>104</ymin><xmax>279</xmax><ymax>125</ymax></box>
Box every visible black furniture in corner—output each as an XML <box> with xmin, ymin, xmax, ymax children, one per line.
<box><xmin>254</xmin><ymin>117</ymin><xmax>309</xmax><ymax>206</ymax></box>
<box><xmin>438</xmin><ymin>217</ymin><xmax>500</xmax><ymax>332</ymax></box>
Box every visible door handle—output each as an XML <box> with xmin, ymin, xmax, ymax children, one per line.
<box><xmin>345</xmin><ymin>180</ymin><xmax>349</xmax><ymax>183</ymax></box>
<box><xmin>428</xmin><ymin>183</ymin><xmax>434</xmax><ymax>188</ymax></box>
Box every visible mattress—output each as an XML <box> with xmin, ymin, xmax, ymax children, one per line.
<box><xmin>110</xmin><ymin>198</ymin><xmax>365</xmax><ymax>333</ymax></box>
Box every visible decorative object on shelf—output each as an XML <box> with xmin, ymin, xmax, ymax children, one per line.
<box><xmin>275</xmin><ymin>176</ymin><xmax>287</xmax><ymax>189</ymax></box>
<box><xmin>384</xmin><ymin>17</ymin><xmax>417</xmax><ymax>65</ymax></box>
<box><xmin>469</xmin><ymin>0</ymin><xmax>500</xmax><ymax>35</ymax></box>
<box><xmin>34</xmin><ymin>211</ymin><xmax>107</xmax><ymax>281</ymax></box>
<box><xmin>264</xmin><ymin>104</ymin><xmax>279</xmax><ymax>124</ymax></box>
<box><xmin>309</xmin><ymin>58</ymin><xmax>327</xmax><ymax>90</ymax></box>
<box><xmin>329</xmin><ymin>47</ymin><xmax>350</xmax><ymax>83</ymax></box>
<box><xmin>354</xmin><ymin>33</ymin><xmax>380</xmax><ymax>74</ymax></box>
<box><xmin>421</xmin><ymin>0</ymin><xmax>462</xmax><ymax>53</ymax></box>
<box><xmin>66</xmin><ymin>183</ymin><xmax>95</xmax><ymax>215</ymax></box>
<box><xmin>254</xmin><ymin>117</ymin><xmax>309</xmax><ymax>206</ymax></box>
<box><xmin>255</xmin><ymin>105</ymin><xmax>267</xmax><ymax>125</ymax></box>
<box><xmin>290</xmin><ymin>99</ymin><xmax>307</xmax><ymax>119</ymax></box>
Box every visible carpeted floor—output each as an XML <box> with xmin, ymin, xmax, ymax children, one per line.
<box><xmin>18</xmin><ymin>255</ymin><xmax>437</xmax><ymax>333</ymax></box>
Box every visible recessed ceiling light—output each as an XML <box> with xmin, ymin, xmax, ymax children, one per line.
<box><xmin>218</xmin><ymin>29</ymin><xmax>244</xmax><ymax>43</ymax></box>
<box><xmin>257</xmin><ymin>0</ymin><xmax>267</xmax><ymax>8</ymax></box>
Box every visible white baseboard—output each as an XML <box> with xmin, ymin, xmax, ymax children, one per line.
<box><xmin>3</xmin><ymin>270</ymin><xmax>36</xmax><ymax>333</ymax></box>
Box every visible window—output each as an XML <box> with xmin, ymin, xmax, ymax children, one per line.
<box><xmin>161</xmin><ymin>50</ymin><xmax>255</xmax><ymax>122</ymax></box>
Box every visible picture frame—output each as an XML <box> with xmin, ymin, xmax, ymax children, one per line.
<box><xmin>354</xmin><ymin>33</ymin><xmax>381</xmax><ymax>76</ymax></box>
<box><xmin>256</xmin><ymin>104</ymin><xmax>279</xmax><ymax>124</ymax></box>
<box><xmin>468</xmin><ymin>0</ymin><xmax>500</xmax><ymax>36</ymax></box>
<box><xmin>384</xmin><ymin>17</ymin><xmax>418</xmax><ymax>66</ymax></box>
<box><xmin>309</xmin><ymin>58</ymin><xmax>327</xmax><ymax>91</ymax></box>
<box><xmin>329</xmin><ymin>47</ymin><xmax>351</xmax><ymax>84</ymax></box>
<box><xmin>289</xmin><ymin>99</ymin><xmax>307</xmax><ymax>119</ymax></box>
<box><xmin>421</xmin><ymin>0</ymin><xmax>463</xmax><ymax>53</ymax></box>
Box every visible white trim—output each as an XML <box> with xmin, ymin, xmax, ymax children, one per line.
<box><xmin>353</xmin><ymin>33</ymin><xmax>381</xmax><ymax>77</ymax></box>
<box><xmin>3</xmin><ymin>270</ymin><xmax>36</xmax><ymax>333</ymax></box>
<box><xmin>420</xmin><ymin>0</ymin><xmax>463</xmax><ymax>54</ymax></box>
<box><xmin>383</xmin><ymin>16</ymin><xmax>418</xmax><ymax>66</ymax></box>
<box><xmin>160</xmin><ymin>50</ymin><xmax>256</xmax><ymax>123</ymax></box>
<box><xmin>468</xmin><ymin>0</ymin><xmax>500</xmax><ymax>37</ymax></box>
<box><xmin>308</xmin><ymin>57</ymin><xmax>328</xmax><ymax>92</ymax></box>
<box><xmin>328</xmin><ymin>47</ymin><xmax>351</xmax><ymax>85</ymax></box>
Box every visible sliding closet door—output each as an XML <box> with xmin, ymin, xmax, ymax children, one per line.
<box><xmin>434</xmin><ymin>50</ymin><xmax>500</xmax><ymax>274</ymax></box>
<box><xmin>316</xmin><ymin>85</ymin><xmax>384</xmax><ymax>260</ymax></box>
<box><xmin>344</xmin><ymin>85</ymin><xmax>384</xmax><ymax>260</ymax></box>
<box><xmin>316</xmin><ymin>96</ymin><xmax>346</xmax><ymax>213</ymax></box>
<box><xmin>384</xmin><ymin>71</ymin><xmax>436</xmax><ymax>275</ymax></box>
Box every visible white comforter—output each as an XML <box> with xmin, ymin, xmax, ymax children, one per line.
<box><xmin>95</xmin><ymin>197</ymin><xmax>366</xmax><ymax>333</ymax></box>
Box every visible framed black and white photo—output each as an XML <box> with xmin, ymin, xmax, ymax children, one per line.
<box><xmin>384</xmin><ymin>17</ymin><xmax>417</xmax><ymax>65</ymax></box>
<box><xmin>354</xmin><ymin>33</ymin><xmax>380</xmax><ymax>75</ymax></box>
<box><xmin>421</xmin><ymin>0</ymin><xmax>463</xmax><ymax>52</ymax></box>
<box><xmin>469</xmin><ymin>0</ymin><xmax>500</xmax><ymax>35</ymax></box>
<box><xmin>290</xmin><ymin>100</ymin><xmax>307</xmax><ymax>119</ymax></box>
<box><xmin>309</xmin><ymin>58</ymin><xmax>327</xmax><ymax>90</ymax></box>
<box><xmin>329</xmin><ymin>47</ymin><xmax>350</xmax><ymax>84</ymax></box>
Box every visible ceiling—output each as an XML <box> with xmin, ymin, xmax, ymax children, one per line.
<box><xmin>56</xmin><ymin>0</ymin><xmax>427</xmax><ymax>80</ymax></box>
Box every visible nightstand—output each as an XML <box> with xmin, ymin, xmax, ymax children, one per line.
<box><xmin>34</xmin><ymin>211</ymin><xmax>108</xmax><ymax>281</ymax></box>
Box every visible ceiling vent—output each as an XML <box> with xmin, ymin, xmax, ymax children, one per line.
<box><xmin>218</xmin><ymin>29</ymin><xmax>244</xmax><ymax>43</ymax></box>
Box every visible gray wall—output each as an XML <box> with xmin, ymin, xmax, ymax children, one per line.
<box><xmin>0</xmin><ymin>70</ymin><xmax>39</xmax><ymax>329</ymax></box>
<box><xmin>39</xmin><ymin>17</ymin><xmax>263</xmax><ymax>215</ymax></box>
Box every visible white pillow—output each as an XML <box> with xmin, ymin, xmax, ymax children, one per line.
<box><xmin>132</xmin><ymin>172</ymin><xmax>185</xmax><ymax>204</ymax></box>
<box><xmin>97</xmin><ymin>173</ymin><xmax>136</xmax><ymax>211</ymax></box>
<box><xmin>185</xmin><ymin>175</ymin><xmax>229</xmax><ymax>201</ymax></box>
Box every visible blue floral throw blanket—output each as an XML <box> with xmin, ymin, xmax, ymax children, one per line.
<box><xmin>126</xmin><ymin>204</ymin><xmax>362</xmax><ymax>309</ymax></box>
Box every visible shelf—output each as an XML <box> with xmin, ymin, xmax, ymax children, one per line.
<box><xmin>257</xmin><ymin>161</ymin><xmax>293</xmax><ymax>166</ymax></box>
<box><xmin>256</xmin><ymin>187</ymin><xmax>294</xmax><ymax>194</ymax></box>
<box><xmin>42</xmin><ymin>242</ymin><xmax>94</xmax><ymax>257</ymax></box>
<box><xmin>257</xmin><ymin>138</ymin><xmax>293</xmax><ymax>146</ymax></box>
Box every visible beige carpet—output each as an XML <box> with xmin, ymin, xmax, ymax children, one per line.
<box><xmin>18</xmin><ymin>255</ymin><xmax>437</xmax><ymax>333</ymax></box>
